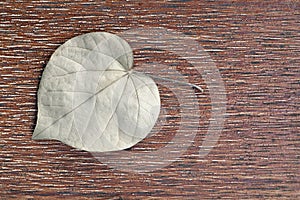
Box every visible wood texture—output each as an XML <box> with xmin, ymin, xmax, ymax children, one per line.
<box><xmin>1</xmin><ymin>0</ymin><xmax>299</xmax><ymax>199</ymax></box>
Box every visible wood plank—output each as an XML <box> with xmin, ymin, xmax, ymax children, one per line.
<box><xmin>1</xmin><ymin>0</ymin><xmax>299</xmax><ymax>199</ymax></box>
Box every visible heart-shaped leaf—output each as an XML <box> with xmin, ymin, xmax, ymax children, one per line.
<box><xmin>33</xmin><ymin>32</ymin><xmax>161</xmax><ymax>152</ymax></box>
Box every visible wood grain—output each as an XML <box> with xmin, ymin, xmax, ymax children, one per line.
<box><xmin>0</xmin><ymin>0</ymin><xmax>299</xmax><ymax>199</ymax></box>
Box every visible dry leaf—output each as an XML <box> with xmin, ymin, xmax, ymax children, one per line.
<box><xmin>33</xmin><ymin>32</ymin><xmax>160</xmax><ymax>152</ymax></box>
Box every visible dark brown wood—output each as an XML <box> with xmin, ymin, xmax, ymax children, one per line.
<box><xmin>1</xmin><ymin>0</ymin><xmax>299</xmax><ymax>199</ymax></box>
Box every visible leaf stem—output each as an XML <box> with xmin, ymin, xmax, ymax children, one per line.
<box><xmin>134</xmin><ymin>72</ymin><xmax>204</xmax><ymax>92</ymax></box>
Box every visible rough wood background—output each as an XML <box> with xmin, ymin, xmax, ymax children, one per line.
<box><xmin>1</xmin><ymin>0</ymin><xmax>299</xmax><ymax>199</ymax></box>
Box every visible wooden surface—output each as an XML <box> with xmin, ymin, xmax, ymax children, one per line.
<box><xmin>1</xmin><ymin>0</ymin><xmax>299</xmax><ymax>199</ymax></box>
